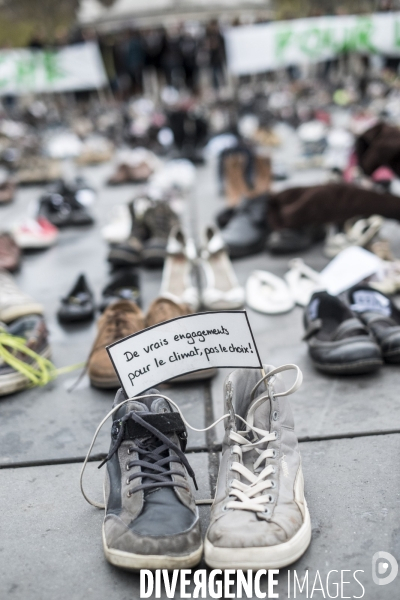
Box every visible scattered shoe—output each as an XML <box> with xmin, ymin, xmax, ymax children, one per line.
<box><xmin>0</xmin><ymin>233</ymin><xmax>21</xmax><ymax>272</ymax></box>
<box><xmin>102</xmin><ymin>204</ymin><xmax>132</xmax><ymax>245</ymax></box>
<box><xmin>267</xmin><ymin>227</ymin><xmax>323</xmax><ymax>255</ymax></box>
<box><xmin>12</xmin><ymin>217</ymin><xmax>58</xmax><ymax>250</ymax></box>
<box><xmin>160</xmin><ymin>226</ymin><xmax>199</xmax><ymax>311</ymax></box>
<box><xmin>100</xmin><ymin>269</ymin><xmax>141</xmax><ymax>312</ymax></box>
<box><xmin>57</xmin><ymin>274</ymin><xmax>95</xmax><ymax>324</ymax></box>
<box><xmin>88</xmin><ymin>300</ymin><xmax>145</xmax><ymax>389</ymax></box>
<box><xmin>303</xmin><ymin>291</ymin><xmax>382</xmax><ymax>374</ymax></box>
<box><xmin>38</xmin><ymin>183</ymin><xmax>94</xmax><ymax>228</ymax></box>
<box><xmin>204</xmin><ymin>364</ymin><xmax>311</xmax><ymax>569</ymax></box>
<box><xmin>324</xmin><ymin>215</ymin><xmax>383</xmax><ymax>258</ymax></box>
<box><xmin>246</xmin><ymin>271</ymin><xmax>294</xmax><ymax>314</ymax></box>
<box><xmin>349</xmin><ymin>285</ymin><xmax>400</xmax><ymax>364</ymax></box>
<box><xmin>284</xmin><ymin>258</ymin><xmax>324</xmax><ymax>307</ymax></box>
<box><xmin>200</xmin><ymin>226</ymin><xmax>244</xmax><ymax>310</ymax></box>
<box><xmin>141</xmin><ymin>201</ymin><xmax>179</xmax><ymax>268</ymax></box>
<box><xmin>107</xmin><ymin>203</ymin><xmax>145</xmax><ymax>268</ymax></box>
<box><xmin>85</xmin><ymin>387</ymin><xmax>203</xmax><ymax>570</ymax></box>
<box><xmin>220</xmin><ymin>195</ymin><xmax>269</xmax><ymax>258</ymax></box>
<box><xmin>0</xmin><ymin>315</ymin><xmax>51</xmax><ymax>396</ymax></box>
<box><xmin>0</xmin><ymin>269</ymin><xmax>43</xmax><ymax>323</ymax></box>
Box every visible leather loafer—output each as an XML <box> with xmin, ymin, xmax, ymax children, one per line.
<box><xmin>220</xmin><ymin>194</ymin><xmax>268</xmax><ymax>258</ymax></box>
<box><xmin>349</xmin><ymin>285</ymin><xmax>400</xmax><ymax>363</ymax></box>
<box><xmin>303</xmin><ymin>291</ymin><xmax>382</xmax><ymax>374</ymax></box>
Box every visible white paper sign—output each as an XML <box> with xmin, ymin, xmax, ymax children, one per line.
<box><xmin>319</xmin><ymin>246</ymin><xmax>383</xmax><ymax>296</ymax></box>
<box><xmin>107</xmin><ymin>311</ymin><xmax>261</xmax><ymax>397</ymax></box>
<box><xmin>225</xmin><ymin>12</ymin><xmax>400</xmax><ymax>75</ymax></box>
<box><xmin>0</xmin><ymin>42</ymin><xmax>107</xmax><ymax>95</ymax></box>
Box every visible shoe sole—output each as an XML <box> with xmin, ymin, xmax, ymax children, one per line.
<box><xmin>0</xmin><ymin>346</ymin><xmax>51</xmax><ymax>396</ymax></box>
<box><xmin>227</xmin><ymin>240</ymin><xmax>266</xmax><ymax>259</ymax></box>
<box><xmin>90</xmin><ymin>374</ymin><xmax>120</xmax><ymax>389</ymax></box>
<box><xmin>312</xmin><ymin>358</ymin><xmax>382</xmax><ymax>375</ymax></box>
<box><xmin>102</xmin><ymin>526</ymin><xmax>203</xmax><ymax>570</ymax></box>
<box><xmin>0</xmin><ymin>303</ymin><xmax>44</xmax><ymax>323</ymax></box>
<box><xmin>108</xmin><ymin>250</ymin><xmax>141</xmax><ymax>266</ymax></box>
<box><xmin>204</xmin><ymin>506</ymin><xmax>311</xmax><ymax>570</ymax></box>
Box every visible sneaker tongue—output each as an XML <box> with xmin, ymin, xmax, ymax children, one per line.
<box><xmin>113</xmin><ymin>388</ymin><xmax>172</xmax><ymax>419</ymax></box>
<box><xmin>247</xmin><ymin>393</ymin><xmax>272</xmax><ymax>449</ymax></box>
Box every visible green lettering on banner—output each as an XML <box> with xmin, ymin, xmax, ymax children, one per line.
<box><xmin>299</xmin><ymin>27</ymin><xmax>324</xmax><ymax>57</ymax></box>
<box><xmin>43</xmin><ymin>51</ymin><xmax>65</xmax><ymax>83</ymax></box>
<box><xmin>16</xmin><ymin>54</ymin><xmax>38</xmax><ymax>88</ymax></box>
<box><xmin>394</xmin><ymin>20</ymin><xmax>400</xmax><ymax>47</ymax></box>
<box><xmin>275</xmin><ymin>28</ymin><xmax>293</xmax><ymax>60</ymax></box>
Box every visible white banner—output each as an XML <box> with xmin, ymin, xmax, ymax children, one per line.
<box><xmin>107</xmin><ymin>311</ymin><xmax>262</xmax><ymax>397</ymax></box>
<box><xmin>0</xmin><ymin>42</ymin><xmax>107</xmax><ymax>95</ymax></box>
<box><xmin>225</xmin><ymin>12</ymin><xmax>400</xmax><ymax>75</ymax></box>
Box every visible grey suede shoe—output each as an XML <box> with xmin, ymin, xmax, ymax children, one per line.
<box><xmin>204</xmin><ymin>364</ymin><xmax>311</xmax><ymax>570</ymax></box>
<box><xmin>100</xmin><ymin>388</ymin><xmax>203</xmax><ymax>570</ymax></box>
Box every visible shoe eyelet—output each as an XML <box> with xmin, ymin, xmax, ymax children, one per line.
<box><xmin>263</xmin><ymin>507</ymin><xmax>270</xmax><ymax>515</ymax></box>
<box><xmin>270</xmin><ymin>480</ymin><xmax>276</xmax><ymax>489</ymax></box>
<box><xmin>126</xmin><ymin>464</ymin><xmax>130</xmax><ymax>471</ymax></box>
<box><xmin>222</xmin><ymin>505</ymin><xmax>228</xmax><ymax>512</ymax></box>
<box><xmin>274</xmin><ymin>431</ymin><xmax>278</xmax><ymax>439</ymax></box>
<box><xmin>126</xmin><ymin>478</ymin><xmax>130</xmax><ymax>485</ymax></box>
<box><xmin>272</xmin><ymin>449</ymin><xmax>277</xmax><ymax>458</ymax></box>
<box><xmin>268</xmin><ymin>495</ymin><xmax>273</xmax><ymax>503</ymax></box>
<box><xmin>127</xmin><ymin>491</ymin><xmax>131</xmax><ymax>498</ymax></box>
<box><xmin>273</xmin><ymin>411</ymin><xmax>278</xmax><ymax>420</ymax></box>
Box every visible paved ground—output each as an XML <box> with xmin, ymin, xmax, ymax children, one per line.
<box><xmin>1</xmin><ymin>150</ymin><xmax>400</xmax><ymax>599</ymax></box>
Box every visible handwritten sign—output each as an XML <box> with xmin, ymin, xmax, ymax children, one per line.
<box><xmin>107</xmin><ymin>311</ymin><xmax>261</xmax><ymax>397</ymax></box>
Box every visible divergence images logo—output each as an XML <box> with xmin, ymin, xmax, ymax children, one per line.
<box><xmin>372</xmin><ymin>551</ymin><xmax>399</xmax><ymax>586</ymax></box>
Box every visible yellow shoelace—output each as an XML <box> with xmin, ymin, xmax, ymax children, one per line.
<box><xmin>0</xmin><ymin>331</ymin><xmax>84</xmax><ymax>388</ymax></box>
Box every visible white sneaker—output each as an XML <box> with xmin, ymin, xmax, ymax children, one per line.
<box><xmin>0</xmin><ymin>270</ymin><xmax>43</xmax><ymax>323</ymax></box>
<box><xmin>101</xmin><ymin>205</ymin><xmax>131</xmax><ymax>244</ymax></box>
<box><xmin>200</xmin><ymin>226</ymin><xmax>245</xmax><ymax>310</ymax></box>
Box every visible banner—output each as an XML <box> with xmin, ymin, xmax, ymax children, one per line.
<box><xmin>225</xmin><ymin>12</ymin><xmax>400</xmax><ymax>75</ymax></box>
<box><xmin>0</xmin><ymin>42</ymin><xmax>107</xmax><ymax>95</ymax></box>
<box><xmin>107</xmin><ymin>311</ymin><xmax>262</xmax><ymax>397</ymax></box>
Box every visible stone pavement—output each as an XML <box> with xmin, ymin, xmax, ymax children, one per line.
<box><xmin>1</xmin><ymin>157</ymin><xmax>399</xmax><ymax>599</ymax></box>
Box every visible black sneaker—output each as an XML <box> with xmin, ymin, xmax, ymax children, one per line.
<box><xmin>57</xmin><ymin>274</ymin><xmax>95</xmax><ymax>323</ymax></box>
<box><xmin>348</xmin><ymin>285</ymin><xmax>400</xmax><ymax>363</ymax></box>
<box><xmin>100</xmin><ymin>268</ymin><xmax>141</xmax><ymax>311</ymax></box>
<box><xmin>303</xmin><ymin>291</ymin><xmax>382</xmax><ymax>374</ymax></box>
<box><xmin>141</xmin><ymin>201</ymin><xmax>179</xmax><ymax>268</ymax></box>
<box><xmin>100</xmin><ymin>388</ymin><xmax>203</xmax><ymax>570</ymax></box>
<box><xmin>38</xmin><ymin>182</ymin><xmax>94</xmax><ymax>228</ymax></box>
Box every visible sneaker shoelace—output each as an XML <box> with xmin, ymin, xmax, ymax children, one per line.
<box><xmin>99</xmin><ymin>409</ymin><xmax>198</xmax><ymax>495</ymax></box>
<box><xmin>80</xmin><ymin>364</ymin><xmax>302</xmax><ymax>509</ymax></box>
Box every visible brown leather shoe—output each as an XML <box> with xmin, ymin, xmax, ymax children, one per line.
<box><xmin>88</xmin><ymin>300</ymin><xmax>145</xmax><ymax>388</ymax></box>
<box><xmin>145</xmin><ymin>297</ymin><xmax>190</xmax><ymax>328</ymax></box>
<box><xmin>0</xmin><ymin>233</ymin><xmax>21</xmax><ymax>272</ymax></box>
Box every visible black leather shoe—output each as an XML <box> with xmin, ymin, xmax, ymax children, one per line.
<box><xmin>267</xmin><ymin>226</ymin><xmax>325</xmax><ymax>255</ymax></box>
<box><xmin>220</xmin><ymin>195</ymin><xmax>268</xmax><ymax>258</ymax></box>
<box><xmin>303</xmin><ymin>291</ymin><xmax>382</xmax><ymax>374</ymax></box>
<box><xmin>38</xmin><ymin>184</ymin><xmax>94</xmax><ymax>228</ymax></box>
<box><xmin>100</xmin><ymin>269</ymin><xmax>141</xmax><ymax>311</ymax></box>
<box><xmin>57</xmin><ymin>274</ymin><xmax>95</xmax><ymax>323</ymax></box>
<box><xmin>348</xmin><ymin>285</ymin><xmax>400</xmax><ymax>363</ymax></box>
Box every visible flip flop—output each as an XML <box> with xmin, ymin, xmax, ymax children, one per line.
<box><xmin>285</xmin><ymin>258</ymin><xmax>324</xmax><ymax>307</ymax></box>
<box><xmin>246</xmin><ymin>270</ymin><xmax>294</xmax><ymax>315</ymax></box>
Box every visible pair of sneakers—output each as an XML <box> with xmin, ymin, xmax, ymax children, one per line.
<box><xmin>81</xmin><ymin>363</ymin><xmax>311</xmax><ymax>570</ymax></box>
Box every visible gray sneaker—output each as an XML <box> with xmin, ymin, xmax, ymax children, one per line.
<box><xmin>100</xmin><ymin>388</ymin><xmax>203</xmax><ymax>570</ymax></box>
<box><xmin>204</xmin><ymin>364</ymin><xmax>311</xmax><ymax>569</ymax></box>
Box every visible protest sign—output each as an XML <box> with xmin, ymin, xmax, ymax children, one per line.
<box><xmin>107</xmin><ymin>311</ymin><xmax>262</xmax><ymax>397</ymax></box>
<box><xmin>0</xmin><ymin>42</ymin><xmax>107</xmax><ymax>95</ymax></box>
<box><xmin>225</xmin><ymin>12</ymin><xmax>400</xmax><ymax>75</ymax></box>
